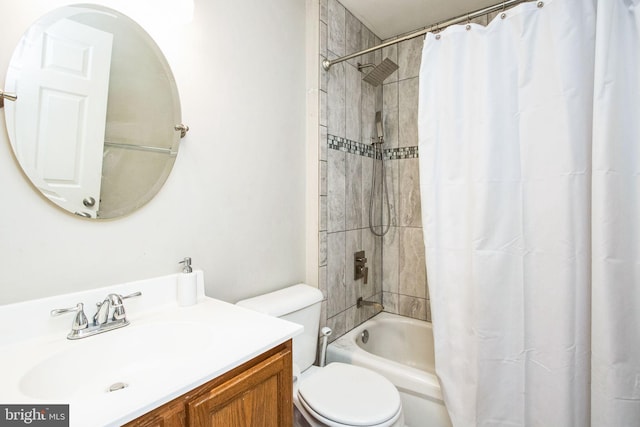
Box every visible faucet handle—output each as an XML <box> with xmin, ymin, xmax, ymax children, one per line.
<box><xmin>51</xmin><ymin>303</ymin><xmax>89</xmax><ymax>331</ymax></box>
<box><xmin>121</xmin><ymin>291</ymin><xmax>142</xmax><ymax>300</ymax></box>
<box><xmin>110</xmin><ymin>291</ymin><xmax>142</xmax><ymax>321</ymax></box>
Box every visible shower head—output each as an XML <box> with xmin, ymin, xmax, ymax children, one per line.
<box><xmin>375</xmin><ymin>111</ymin><xmax>383</xmax><ymax>142</ymax></box>
<box><xmin>362</xmin><ymin>58</ymin><xmax>399</xmax><ymax>86</ymax></box>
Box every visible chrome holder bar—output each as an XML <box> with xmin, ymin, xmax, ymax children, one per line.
<box><xmin>104</xmin><ymin>140</ymin><xmax>177</xmax><ymax>156</ymax></box>
<box><xmin>0</xmin><ymin>90</ymin><xmax>17</xmax><ymax>109</ymax></box>
<box><xmin>322</xmin><ymin>0</ymin><xmax>533</xmax><ymax>71</ymax></box>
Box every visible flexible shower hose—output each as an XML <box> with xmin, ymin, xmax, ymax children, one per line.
<box><xmin>369</xmin><ymin>142</ymin><xmax>391</xmax><ymax>237</ymax></box>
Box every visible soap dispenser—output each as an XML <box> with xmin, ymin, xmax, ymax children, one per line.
<box><xmin>177</xmin><ymin>257</ymin><xmax>197</xmax><ymax>306</ymax></box>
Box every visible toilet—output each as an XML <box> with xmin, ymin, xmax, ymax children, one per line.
<box><xmin>237</xmin><ymin>284</ymin><xmax>404</xmax><ymax>427</ymax></box>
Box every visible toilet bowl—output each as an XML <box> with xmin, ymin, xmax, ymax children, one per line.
<box><xmin>237</xmin><ymin>284</ymin><xmax>405</xmax><ymax>427</ymax></box>
<box><xmin>294</xmin><ymin>364</ymin><xmax>403</xmax><ymax>427</ymax></box>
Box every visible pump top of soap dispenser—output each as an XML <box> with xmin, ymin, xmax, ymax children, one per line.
<box><xmin>179</xmin><ymin>257</ymin><xmax>193</xmax><ymax>273</ymax></box>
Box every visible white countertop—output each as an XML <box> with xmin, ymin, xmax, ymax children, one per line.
<box><xmin>0</xmin><ymin>271</ymin><xmax>302</xmax><ymax>426</ymax></box>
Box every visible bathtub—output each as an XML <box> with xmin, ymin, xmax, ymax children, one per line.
<box><xmin>326</xmin><ymin>312</ymin><xmax>452</xmax><ymax>427</ymax></box>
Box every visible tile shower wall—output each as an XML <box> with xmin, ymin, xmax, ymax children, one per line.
<box><xmin>378</xmin><ymin>33</ymin><xmax>430</xmax><ymax>322</ymax></box>
<box><xmin>378</xmin><ymin>9</ymin><xmax>513</xmax><ymax>321</ymax></box>
<box><xmin>319</xmin><ymin>0</ymin><xmax>385</xmax><ymax>341</ymax></box>
<box><xmin>319</xmin><ymin>1</ymin><xmax>508</xmax><ymax>338</ymax></box>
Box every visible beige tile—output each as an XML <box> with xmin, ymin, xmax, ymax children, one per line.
<box><xmin>320</xmin><ymin>22</ymin><xmax>328</xmax><ymax>58</ymax></box>
<box><xmin>327</xmin><ymin>231</ymin><xmax>346</xmax><ymax>316</ymax></box>
<box><xmin>385</xmin><ymin>157</ymin><xmax>399</xmax><ymax>227</ymax></box>
<box><xmin>327</xmin><ymin>0</ymin><xmax>345</xmax><ymax>56</ymax></box>
<box><xmin>319</xmin><ymin>125</ymin><xmax>328</xmax><ymax>161</ymax></box>
<box><xmin>320</xmin><ymin>160</ymin><xmax>328</xmax><ymax>196</ymax></box>
<box><xmin>328</xmin><ymin>310</ymin><xmax>347</xmax><ymax>342</ymax></box>
<box><xmin>383</xmin><ymin>292</ymin><xmax>399</xmax><ymax>314</ymax></box>
<box><xmin>399</xmin><ymin>227</ymin><xmax>427</xmax><ymax>298</ymax></box>
<box><xmin>327</xmin><ymin>61</ymin><xmax>345</xmax><ymax>137</ymax></box>
<box><xmin>382</xmin><ymin>82</ymin><xmax>398</xmax><ymax>148</ymax></box>
<box><xmin>345</xmin><ymin>153</ymin><xmax>362</xmax><ymax>229</ymax></box>
<box><xmin>327</xmin><ymin>148</ymin><xmax>345</xmax><ymax>232</ymax></box>
<box><xmin>345</xmin><ymin>11</ymin><xmax>362</xmax><ymax>66</ymax></box>
<box><xmin>345</xmin><ymin>64</ymin><xmax>361</xmax><ymax>142</ymax></box>
<box><xmin>398</xmin><ymin>37</ymin><xmax>423</xmax><ymax>80</ymax></box>
<box><xmin>320</xmin><ymin>0</ymin><xmax>328</xmax><ymax>24</ymax></box>
<box><xmin>320</xmin><ymin>91</ymin><xmax>327</xmax><ymax>127</ymax></box>
<box><xmin>319</xmin><ymin>231</ymin><xmax>327</xmax><ymax>266</ymax></box>
<box><xmin>360</xmin><ymin>26</ymin><xmax>376</xmax><ymax>67</ymax></box>
<box><xmin>398</xmin><ymin>77</ymin><xmax>419</xmax><ymax>148</ymax></box>
<box><xmin>361</xmin><ymin>82</ymin><xmax>377</xmax><ymax>145</ymax></box>
<box><xmin>382</xmin><ymin>226</ymin><xmax>399</xmax><ymax>294</ymax></box>
<box><xmin>345</xmin><ymin>304</ymin><xmax>358</xmax><ymax>332</ymax></box>
<box><xmin>398</xmin><ymin>158</ymin><xmax>422</xmax><ymax>227</ymax></box>
<box><xmin>398</xmin><ymin>295</ymin><xmax>428</xmax><ymax>320</ymax></box>
<box><xmin>319</xmin><ymin>195</ymin><xmax>327</xmax><ymax>231</ymax></box>
<box><xmin>361</xmin><ymin>154</ymin><xmax>374</xmax><ymax>229</ymax></box>
<box><xmin>319</xmin><ymin>265</ymin><xmax>328</xmax><ymax>300</ymax></box>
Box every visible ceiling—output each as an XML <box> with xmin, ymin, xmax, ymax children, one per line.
<box><xmin>339</xmin><ymin>0</ymin><xmax>500</xmax><ymax>40</ymax></box>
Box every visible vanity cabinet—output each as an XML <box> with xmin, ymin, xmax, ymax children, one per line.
<box><xmin>124</xmin><ymin>340</ymin><xmax>293</xmax><ymax>427</ymax></box>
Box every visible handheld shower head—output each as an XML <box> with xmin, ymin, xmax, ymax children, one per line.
<box><xmin>375</xmin><ymin>111</ymin><xmax>384</xmax><ymax>143</ymax></box>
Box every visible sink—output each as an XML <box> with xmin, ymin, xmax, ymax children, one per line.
<box><xmin>19</xmin><ymin>321</ymin><xmax>213</xmax><ymax>400</ymax></box>
<box><xmin>0</xmin><ymin>271</ymin><xmax>302</xmax><ymax>427</ymax></box>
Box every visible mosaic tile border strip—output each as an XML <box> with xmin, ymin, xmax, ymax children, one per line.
<box><xmin>386</xmin><ymin>146</ymin><xmax>419</xmax><ymax>160</ymax></box>
<box><xmin>327</xmin><ymin>134</ymin><xmax>418</xmax><ymax>160</ymax></box>
<box><xmin>328</xmin><ymin>135</ymin><xmax>378</xmax><ymax>158</ymax></box>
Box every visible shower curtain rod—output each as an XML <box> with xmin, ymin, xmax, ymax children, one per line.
<box><xmin>322</xmin><ymin>0</ymin><xmax>536</xmax><ymax>71</ymax></box>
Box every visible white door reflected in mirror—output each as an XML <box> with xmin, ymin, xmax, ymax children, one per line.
<box><xmin>4</xmin><ymin>4</ymin><xmax>183</xmax><ymax>220</ymax></box>
<box><xmin>16</xmin><ymin>18</ymin><xmax>112</xmax><ymax>218</ymax></box>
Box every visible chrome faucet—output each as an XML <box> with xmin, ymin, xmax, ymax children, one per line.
<box><xmin>52</xmin><ymin>291</ymin><xmax>141</xmax><ymax>340</ymax></box>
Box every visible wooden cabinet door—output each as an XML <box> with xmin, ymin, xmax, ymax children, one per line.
<box><xmin>124</xmin><ymin>400</ymin><xmax>186</xmax><ymax>427</ymax></box>
<box><xmin>187</xmin><ymin>347</ymin><xmax>292</xmax><ymax>427</ymax></box>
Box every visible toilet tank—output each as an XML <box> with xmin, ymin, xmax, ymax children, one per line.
<box><xmin>236</xmin><ymin>284</ymin><xmax>323</xmax><ymax>371</ymax></box>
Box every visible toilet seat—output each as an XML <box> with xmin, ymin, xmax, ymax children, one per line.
<box><xmin>297</xmin><ymin>363</ymin><xmax>402</xmax><ymax>427</ymax></box>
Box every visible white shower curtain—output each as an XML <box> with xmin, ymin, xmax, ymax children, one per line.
<box><xmin>418</xmin><ymin>0</ymin><xmax>640</xmax><ymax>425</ymax></box>
<box><xmin>591</xmin><ymin>0</ymin><xmax>640</xmax><ymax>425</ymax></box>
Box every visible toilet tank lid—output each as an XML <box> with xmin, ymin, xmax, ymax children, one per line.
<box><xmin>236</xmin><ymin>284</ymin><xmax>323</xmax><ymax>317</ymax></box>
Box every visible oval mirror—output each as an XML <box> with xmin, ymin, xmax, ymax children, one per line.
<box><xmin>3</xmin><ymin>4</ymin><xmax>185</xmax><ymax>219</ymax></box>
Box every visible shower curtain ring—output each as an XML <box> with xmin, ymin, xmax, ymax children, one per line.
<box><xmin>466</xmin><ymin>13</ymin><xmax>471</xmax><ymax>30</ymax></box>
<box><xmin>499</xmin><ymin>1</ymin><xmax>507</xmax><ymax>19</ymax></box>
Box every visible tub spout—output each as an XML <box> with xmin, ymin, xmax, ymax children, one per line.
<box><xmin>357</xmin><ymin>297</ymin><xmax>384</xmax><ymax>311</ymax></box>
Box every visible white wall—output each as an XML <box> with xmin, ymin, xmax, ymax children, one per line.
<box><xmin>0</xmin><ymin>0</ymin><xmax>308</xmax><ymax>304</ymax></box>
